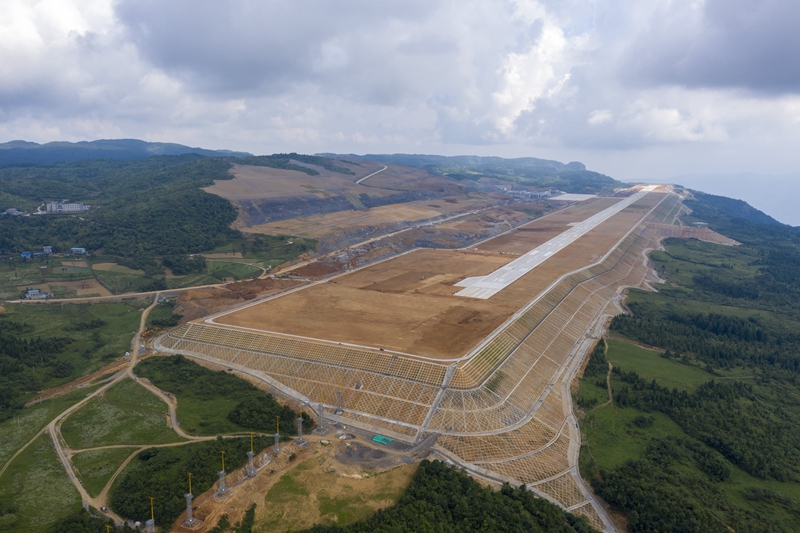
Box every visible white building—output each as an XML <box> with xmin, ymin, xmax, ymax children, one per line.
<box><xmin>46</xmin><ymin>202</ymin><xmax>91</xmax><ymax>214</ymax></box>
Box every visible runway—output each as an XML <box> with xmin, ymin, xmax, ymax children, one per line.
<box><xmin>454</xmin><ymin>186</ymin><xmax>657</xmax><ymax>299</ymax></box>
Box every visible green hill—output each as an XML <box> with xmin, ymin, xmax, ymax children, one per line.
<box><xmin>0</xmin><ymin>139</ymin><xmax>251</xmax><ymax>167</ymax></box>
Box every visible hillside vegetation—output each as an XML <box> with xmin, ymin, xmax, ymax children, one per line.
<box><xmin>579</xmin><ymin>192</ymin><xmax>800</xmax><ymax>532</ymax></box>
<box><xmin>0</xmin><ymin>302</ymin><xmax>143</xmax><ymax>421</ymax></box>
<box><xmin>0</xmin><ymin>139</ymin><xmax>250</xmax><ymax>167</ymax></box>
<box><xmin>136</xmin><ymin>355</ymin><xmax>312</xmax><ymax>436</ymax></box>
<box><xmin>0</xmin><ymin>154</ymin><xmax>330</xmax><ymax>287</ymax></box>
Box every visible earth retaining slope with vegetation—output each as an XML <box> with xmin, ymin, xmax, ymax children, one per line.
<box><xmin>578</xmin><ymin>192</ymin><xmax>800</xmax><ymax>532</ymax></box>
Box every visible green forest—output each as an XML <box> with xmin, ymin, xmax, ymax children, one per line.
<box><xmin>0</xmin><ymin>153</ymin><xmax>334</xmax><ymax>284</ymax></box>
<box><xmin>109</xmin><ymin>436</ymin><xmax>273</xmax><ymax>525</ymax></box>
<box><xmin>0</xmin><ymin>302</ymin><xmax>142</xmax><ymax>422</ymax></box>
<box><xmin>136</xmin><ymin>355</ymin><xmax>313</xmax><ymax>435</ymax></box>
<box><xmin>579</xmin><ymin>190</ymin><xmax>800</xmax><ymax>532</ymax></box>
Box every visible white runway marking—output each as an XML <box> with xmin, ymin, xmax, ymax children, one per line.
<box><xmin>454</xmin><ymin>186</ymin><xmax>657</xmax><ymax>299</ymax></box>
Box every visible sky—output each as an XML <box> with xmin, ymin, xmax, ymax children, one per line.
<box><xmin>2</xmin><ymin>1</ymin><xmax>799</xmax><ymax>221</ymax></box>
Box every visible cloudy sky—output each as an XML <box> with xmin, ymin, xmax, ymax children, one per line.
<box><xmin>2</xmin><ymin>0</ymin><xmax>799</xmax><ymax>218</ymax></box>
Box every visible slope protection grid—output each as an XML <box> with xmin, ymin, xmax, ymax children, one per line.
<box><xmin>154</xmin><ymin>191</ymin><xmax>682</xmax><ymax>531</ymax></box>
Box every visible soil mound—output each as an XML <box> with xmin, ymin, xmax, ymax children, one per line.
<box><xmin>176</xmin><ymin>278</ymin><xmax>301</xmax><ymax>322</ymax></box>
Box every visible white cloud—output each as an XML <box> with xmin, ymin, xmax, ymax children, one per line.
<box><xmin>587</xmin><ymin>109</ymin><xmax>612</xmax><ymax>125</ymax></box>
<box><xmin>0</xmin><ymin>0</ymin><xmax>798</xmax><ymax>184</ymax></box>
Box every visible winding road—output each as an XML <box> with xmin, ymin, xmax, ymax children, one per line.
<box><xmin>0</xmin><ymin>293</ymin><xmax>215</xmax><ymax>524</ymax></box>
<box><xmin>355</xmin><ymin>165</ymin><xmax>388</xmax><ymax>184</ymax></box>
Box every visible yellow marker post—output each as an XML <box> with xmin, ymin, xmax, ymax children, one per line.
<box><xmin>221</xmin><ymin>450</ymin><xmax>226</xmax><ymax>472</ymax></box>
<box><xmin>276</xmin><ymin>416</ymin><xmax>280</xmax><ymax>434</ymax></box>
<box><xmin>150</xmin><ymin>496</ymin><xmax>155</xmax><ymax>521</ymax></box>
<box><xmin>250</xmin><ymin>432</ymin><xmax>254</xmax><ymax>452</ymax></box>
<box><xmin>188</xmin><ymin>472</ymin><xmax>193</xmax><ymax>494</ymax></box>
<box><xmin>106</xmin><ymin>525</ymin><xmax>111</xmax><ymax>533</ymax></box>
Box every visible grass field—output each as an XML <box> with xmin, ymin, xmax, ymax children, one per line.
<box><xmin>91</xmin><ymin>257</ymin><xmax>264</xmax><ymax>291</ymax></box>
<box><xmin>0</xmin><ymin>385</ymin><xmax>101</xmax><ymax>469</ymax></box>
<box><xmin>136</xmin><ymin>355</ymin><xmax>308</xmax><ymax>436</ymax></box>
<box><xmin>1</xmin><ymin>254</ymin><xmax>276</xmax><ymax>297</ymax></box>
<box><xmin>1</xmin><ymin>301</ymin><xmax>143</xmax><ymax>393</ymax></box>
<box><xmin>258</xmin><ymin>458</ymin><xmax>418</xmax><ymax>532</ymax></box>
<box><xmin>604</xmin><ymin>338</ymin><xmax>715</xmax><ymax>392</ymax></box>
<box><xmin>579</xmin><ymin>336</ymin><xmax>800</xmax><ymax>529</ymax></box>
<box><xmin>650</xmin><ymin>238</ymin><xmax>759</xmax><ymax>288</ymax></box>
<box><xmin>146</xmin><ymin>300</ymin><xmax>180</xmax><ymax>327</ymax></box>
<box><xmin>0</xmin><ymin>260</ymin><xmax>47</xmax><ymax>299</ymax></box>
<box><xmin>138</xmin><ymin>358</ymin><xmax>243</xmax><ymax>434</ymax></box>
<box><xmin>92</xmin><ymin>268</ymin><xmax>156</xmax><ymax>294</ymax></box>
<box><xmin>72</xmin><ymin>447</ymin><xmax>139</xmax><ymax>498</ymax></box>
<box><xmin>60</xmin><ymin>378</ymin><xmax>183</xmax><ymax>449</ymax></box>
<box><xmin>581</xmin><ymin>336</ymin><xmax>740</xmax><ymax>470</ymax></box>
<box><xmin>0</xmin><ymin>434</ymin><xmax>81</xmax><ymax>533</ymax></box>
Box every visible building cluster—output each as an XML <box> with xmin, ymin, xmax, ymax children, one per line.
<box><xmin>2</xmin><ymin>200</ymin><xmax>92</xmax><ymax>216</ymax></box>
<box><xmin>24</xmin><ymin>288</ymin><xmax>52</xmax><ymax>300</ymax></box>
<box><xmin>17</xmin><ymin>246</ymin><xmax>86</xmax><ymax>260</ymax></box>
<box><xmin>46</xmin><ymin>201</ymin><xmax>91</xmax><ymax>213</ymax></box>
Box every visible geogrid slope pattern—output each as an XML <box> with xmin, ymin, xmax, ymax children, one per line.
<box><xmin>154</xmin><ymin>191</ymin><xmax>678</xmax><ymax>531</ymax></box>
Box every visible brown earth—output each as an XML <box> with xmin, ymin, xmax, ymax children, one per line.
<box><xmin>203</xmin><ymin>160</ymin><xmax>481</xmax><ymax>234</ymax></box>
<box><xmin>212</xmin><ymin>192</ymin><xmax>665</xmax><ymax>359</ymax></box>
<box><xmin>51</xmin><ymin>279</ymin><xmax>113</xmax><ymax>297</ymax></box>
<box><xmin>61</xmin><ymin>261</ymin><xmax>89</xmax><ymax>267</ymax></box>
<box><xmin>204</xmin><ymin>160</ymin><xmax>460</xmax><ymax>203</ymax></box>
<box><xmin>202</xmin><ymin>161</ymin><xmax>381</xmax><ymax>201</ymax></box>
<box><xmin>241</xmin><ymin>197</ymin><xmax>494</xmax><ymax>238</ymax></box>
<box><xmin>171</xmin><ymin>437</ymin><xmax>418</xmax><ymax>533</ymax></box>
<box><xmin>175</xmin><ymin>278</ymin><xmax>302</xmax><ymax>322</ymax></box>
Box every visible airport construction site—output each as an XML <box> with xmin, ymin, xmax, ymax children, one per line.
<box><xmin>154</xmin><ymin>185</ymin><xmax>739</xmax><ymax>532</ymax></box>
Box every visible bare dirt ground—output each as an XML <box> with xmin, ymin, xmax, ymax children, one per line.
<box><xmin>171</xmin><ymin>436</ymin><xmax>419</xmax><ymax>533</ymax></box>
<box><xmin>204</xmin><ymin>160</ymin><xmax>462</xmax><ymax>205</ymax></box>
<box><xmin>175</xmin><ymin>278</ymin><xmax>302</xmax><ymax>322</ymax></box>
<box><xmin>16</xmin><ymin>282</ymin><xmax>51</xmax><ymax>293</ymax></box>
<box><xmin>242</xmin><ymin>197</ymin><xmax>494</xmax><ymax>238</ymax></box>
<box><xmin>474</xmin><ymin>198</ymin><xmax>618</xmax><ymax>254</ymax></box>
<box><xmin>202</xmin><ymin>161</ymin><xmax>383</xmax><ymax>201</ymax></box>
<box><xmin>203</xmin><ymin>161</ymin><xmax>482</xmax><ymax>233</ymax></box>
<box><xmin>213</xmin><ymin>193</ymin><xmax>665</xmax><ymax>359</ymax></box>
<box><xmin>61</xmin><ymin>261</ymin><xmax>89</xmax><ymax>267</ymax></box>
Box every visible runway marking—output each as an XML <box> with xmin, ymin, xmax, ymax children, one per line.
<box><xmin>454</xmin><ymin>186</ymin><xmax>657</xmax><ymax>299</ymax></box>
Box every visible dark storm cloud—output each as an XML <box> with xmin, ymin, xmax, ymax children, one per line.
<box><xmin>623</xmin><ymin>0</ymin><xmax>800</xmax><ymax>93</ymax></box>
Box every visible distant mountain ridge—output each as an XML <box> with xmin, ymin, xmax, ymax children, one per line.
<box><xmin>0</xmin><ymin>139</ymin><xmax>251</xmax><ymax>167</ymax></box>
<box><xmin>322</xmin><ymin>152</ymin><xmax>622</xmax><ymax>194</ymax></box>
<box><xmin>323</xmin><ymin>153</ymin><xmax>586</xmax><ymax>172</ymax></box>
